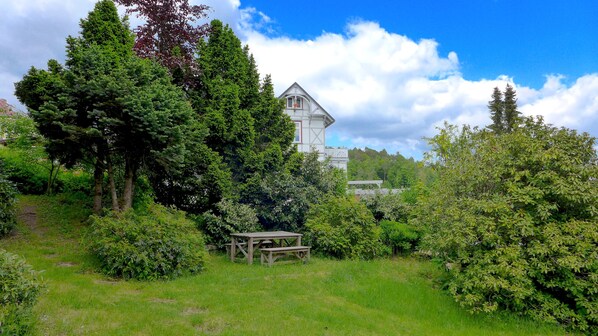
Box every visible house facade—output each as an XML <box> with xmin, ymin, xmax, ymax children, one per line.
<box><xmin>279</xmin><ymin>83</ymin><xmax>348</xmax><ymax>171</ymax></box>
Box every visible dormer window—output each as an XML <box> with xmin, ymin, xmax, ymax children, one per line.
<box><xmin>287</xmin><ymin>96</ymin><xmax>303</xmax><ymax>109</ymax></box>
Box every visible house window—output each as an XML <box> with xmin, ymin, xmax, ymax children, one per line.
<box><xmin>293</xmin><ymin>121</ymin><xmax>302</xmax><ymax>143</ymax></box>
<box><xmin>287</xmin><ymin>96</ymin><xmax>303</xmax><ymax>109</ymax></box>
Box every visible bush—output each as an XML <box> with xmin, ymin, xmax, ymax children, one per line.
<box><xmin>379</xmin><ymin>220</ymin><xmax>421</xmax><ymax>254</ymax></box>
<box><xmin>361</xmin><ymin>192</ymin><xmax>412</xmax><ymax>222</ymax></box>
<box><xmin>0</xmin><ymin>148</ymin><xmax>47</xmax><ymax>194</ymax></box>
<box><xmin>0</xmin><ymin>249</ymin><xmax>44</xmax><ymax>335</ymax></box>
<box><xmin>198</xmin><ymin>199</ymin><xmax>261</xmax><ymax>248</ymax></box>
<box><xmin>0</xmin><ymin>165</ymin><xmax>17</xmax><ymax>236</ymax></box>
<box><xmin>418</xmin><ymin>118</ymin><xmax>598</xmax><ymax>333</ymax></box>
<box><xmin>305</xmin><ymin>196</ymin><xmax>386</xmax><ymax>259</ymax></box>
<box><xmin>87</xmin><ymin>203</ymin><xmax>206</xmax><ymax>280</ymax></box>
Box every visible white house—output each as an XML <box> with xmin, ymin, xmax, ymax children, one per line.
<box><xmin>279</xmin><ymin>83</ymin><xmax>348</xmax><ymax>171</ymax></box>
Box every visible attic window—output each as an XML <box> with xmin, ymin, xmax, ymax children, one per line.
<box><xmin>287</xmin><ymin>96</ymin><xmax>303</xmax><ymax>109</ymax></box>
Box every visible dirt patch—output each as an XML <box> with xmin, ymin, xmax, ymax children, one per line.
<box><xmin>94</xmin><ymin>279</ymin><xmax>120</xmax><ymax>285</ymax></box>
<box><xmin>182</xmin><ymin>307</ymin><xmax>209</xmax><ymax>316</ymax></box>
<box><xmin>56</xmin><ymin>261</ymin><xmax>78</xmax><ymax>267</ymax></box>
<box><xmin>150</xmin><ymin>298</ymin><xmax>177</xmax><ymax>304</ymax></box>
<box><xmin>17</xmin><ymin>205</ymin><xmax>46</xmax><ymax>235</ymax></box>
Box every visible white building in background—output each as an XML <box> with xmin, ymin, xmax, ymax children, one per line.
<box><xmin>280</xmin><ymin>83</ymin><xmax>348</xmax><ymax>171</ymax></box>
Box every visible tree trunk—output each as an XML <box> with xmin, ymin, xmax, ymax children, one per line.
<box><xmin>107</xmin><ymin>155</ymin><xmax>119</xmax><ymax>212</ymax></box>
<box><xmin>122</xmin><ymin>158</ymin><xmax>135</xmax><ymax>211</ymax></box>
<box><xmin>93</xmin><ymin>160</ymin><xmax>103</xmax><ymax>214</ymax></box>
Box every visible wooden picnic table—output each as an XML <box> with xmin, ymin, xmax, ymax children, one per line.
<box><xmin>230</xmin><ymin>231</ymin><xmax>302</xmax><ymax>264</ymax></box>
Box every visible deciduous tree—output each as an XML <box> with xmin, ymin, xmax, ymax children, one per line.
<box><xmin>418</xmin><ymin>117</ymin><xmax>598</xmax><ymax>333</ymax></box>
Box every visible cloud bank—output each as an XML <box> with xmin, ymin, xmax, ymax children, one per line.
<box><xmin>1</xmin><ymin>0</ymin><xmax>597</xmax><ymax>159</ymax></box>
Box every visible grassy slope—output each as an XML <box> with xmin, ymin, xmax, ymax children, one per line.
<box><xmin>1</xmin><ymin>195</ymin><xmax>572</xmax><ymax>336</ymax></box>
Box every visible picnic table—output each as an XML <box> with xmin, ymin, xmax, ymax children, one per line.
<box><xmin>230</xmin><ymin>231</ymin><xmax>303</xmax><ymax>265</ymax></box>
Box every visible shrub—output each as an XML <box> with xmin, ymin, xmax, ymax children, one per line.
<box><xmin>198</xmin><ymin>198</ymin><xmax>261</xmax><ymax>248</ymax></box>
<box><xmin>305</xmin><ymin>196</ymin><xmax>386</xmax><ymax>259</ymax></box>
<box><xmin>0</xmin><ymin>148</ymin><xmax>47</xmax><ymax>194</ymax></box>
<box><xmin>361</xmin><ymin>192</ymin><xmax>412</xmax><ymax>222</ymax></box>
<box><xmin>418</xmin><ymin>118</ymin><xmax>598</xmax><ymax>333</ymax></box>
<box><xmin>0</xmin><ymin>249</ymin><xmax>44</xmax><ymax>336</ymax></box>
<box><xmin>87</xmin><ymin>203</ymin><xmax>206</xmax><ymax>280</ymax></box>
<box><xmin>0</xmin><ymin>165</ymin><xmax>17</xmax><ymax>236</ymax></box>
<box><xmin>379</xmin><ymin>220</ymin><xmax>421</xmax><ymax>254</ymax></box>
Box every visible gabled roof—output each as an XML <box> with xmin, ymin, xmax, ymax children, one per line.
<box><xmin>279</xmin><ymin>82</ymin><xmax>335</xmax><ymax>127</ymax></box>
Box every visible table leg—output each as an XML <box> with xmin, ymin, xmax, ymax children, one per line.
<box><xmin>296</xmin><ymin>236</ymin><xmax>301</xmax><ymax>246</ymax></box>
<box><xmin>248</xmin><ymin>237</ymin><xmax>254</xmax><ymax>264</ymax></box>
<box><xmin>230</xmin><ymin>237</ymin><xmax>236</xmax><ymax>262</ymax></box>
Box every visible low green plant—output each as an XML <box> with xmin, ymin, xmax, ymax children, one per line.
<box><xmin>305</xmin><ymin>196</ymin><xmax>386</xmax><ymax>259</ymax></box>
<box><xmin>379</xmin><ymin>220</ymin><xmax>421</xmax><ymax>254</ymax></box>
<box><xmin>0</xmin><ymin>249</ymin><xmax>44</xmax><ymax>336</ymax></box>
<box><xmin>87</xmin><ymin>203</ymin><xmax>206</xmax><ymax>280</ymax></box>
<box><xmin>0</xmin><ymin>165</ymin><xmax>17</xmax><ymax>236</ymax></box>
<box><xmin>198</xmin><ymin>198</ymin><xmax>261</xmax><ymax>248</ymax></box>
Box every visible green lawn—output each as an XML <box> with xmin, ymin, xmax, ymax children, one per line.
<box><xmin>2</xmin><ymin>195</ymin><xmax>573</xmax><ymax>335</ymax></box>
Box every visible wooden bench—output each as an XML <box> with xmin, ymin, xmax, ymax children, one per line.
<box><xmin>260</xmin><ymin>246</ymin><xmax>310</xmax><ymax>267</ymax></box>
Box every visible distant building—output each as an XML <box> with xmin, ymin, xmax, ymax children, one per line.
<box><xmin>0</xmin><ymin>99</ymin><xmax>16</xmax><ymax>116</ymax></box>
<box><xmin>280</xmin><ymin>83</ymin><xmax>348</xmax><ymax>171</ymax></box>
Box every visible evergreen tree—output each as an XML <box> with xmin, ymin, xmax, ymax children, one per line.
<box><xmin>486</xmin><ymin>84</ymin><xmax>521</xmax><ymax>134</ymax></box>
<box><xmin>193</xmin><ymin>20</ymin><xmax>294</xmax><ymax>185</ymax></box>
<box><xmin>503</xmin><ymin>84</ymin><xmax>521</xmax><ymax>132</ymax></box>
<box><xmin>16</xmin><ymin>0</ymin><xmax>195</xmax><ymax>212</ymax></box>
<box><xmin>487</xmin><ymin>87</ymin><xmax>504</xmax><ymax>134</ymax></box>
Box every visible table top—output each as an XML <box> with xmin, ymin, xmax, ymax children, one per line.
<box><xmin>231</xmin><ymin>231</ymin><xmax>302</xmax><ymax>239</ymax></box>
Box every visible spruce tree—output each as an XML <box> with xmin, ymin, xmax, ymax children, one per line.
<box><xmin>503</xmin><ymin>84</ymin><xmax>521</xmax><ymax>132</ymax></box>
<box><xmin>487</xmin><ymin>87</ymin><xmax>504</xmax><ymax>134</ymax></box>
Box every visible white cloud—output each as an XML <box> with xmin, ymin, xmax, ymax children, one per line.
<box><xmin>239</xmin><ymin>17</ymin><xmax>598</xmax><ymax>158</ymax></box>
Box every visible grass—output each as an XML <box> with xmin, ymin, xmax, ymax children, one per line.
<box><xmin>2</xmin><ymin>195</ymin><xmax>574</xmax><ymax>335</ymax></box>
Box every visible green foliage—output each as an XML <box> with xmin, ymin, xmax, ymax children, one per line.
<box><xmin>361</xmin><ymin>192</ymin><xmax>412</xmax><ymax>222</ymax></box>
<box><xmin>305</xmin><ymin>196</ymin><xmax>386</xmax><ymax>259</ymax></box>
<box><xmin>0</xmin><ymin>164</ymin><xmax>17</xmax><ymax>236</ymax></box>
<box><xmin>348</xmin><ymin>147</ymin><xmax>434</xmax><ymax>189</ymax></box>
<box><xmin>418</xmin><ymin>117</ymin><xmax>598</xmax><ymax>333</ymax></box>
<box><xmin>243</xmin><ymin>152</ymin><xmax>347</xmax><ymax>231</ymax></box>
<box><xmin>87</xmin><ymin>203</ymin><xmax>206</xmax><ymax>280</ymax></box>
<box><xmin>379</xmin><ymin>220</ymin><xmax>421</xmax><ymax>254</ymax></box>
<box><xmin>198</xmin><ymin>198</ymin><xmax>261</xmax><ymax>248</ymax></box>
<box><xmin>0</xmin><ymin>249</ymin><xmax>44</xmax><ymax>336</ymax></box>
<box><xmin>0</xmin><ymin>148</ymin><xmax>47</xmax><ymax>194</ymax></box>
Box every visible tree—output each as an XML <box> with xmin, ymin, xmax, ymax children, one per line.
<box><xmin>114</xmin><ymin>0</ymin><xmax>210</xmax><ymax>86</ymax></box>
<box><xmin>487</xmin><ymin>87</ymin><xmax>504</xmax><ymax>134</ymax></box>
<box><xmin>193</xmin><ymin>20</ymin><xmax>294</xmax><ymax>186</ymax></box>
<box><xmin>16</xmin><ymin>0</ymin><xmax>195</xmax><ymax>212</ymax></box>
<box><xmin>503</xmin><ymin>84</ymin><xmax>521</xmax><ymax>132</ymax></box>
<box><xmin>418</xmin><ymin>117</ymin><xmax>598</xmax><ymax>333</ymax></box>
<box><xmin>486</xmin><ymin>84</ymin><xmax>521</xmax><ymax>134</ymax></box>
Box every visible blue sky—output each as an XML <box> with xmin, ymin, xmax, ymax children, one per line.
<box><xmin>1</xmin><ymin>0</ymin><xmax>597</xmax><ymax>159</ymax></box>
<box><xmin>242</xmin><ymin>0</ymin><xmax>598</xmax><ymax>89</ymax></box>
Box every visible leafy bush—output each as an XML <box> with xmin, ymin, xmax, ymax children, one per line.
<box><xmin>0</xmin><ymin>148</ymin><xmax>47</xmax><ymax>194</ymax></box>
<box><xmin>198</xmin><ymin>199</ymin><xmax>261</xmax><ymax>248</ymax></box>
<box><xmin>379</xmin><ymin>220</ymin><xmax>421</xmax><ymax>254</ymax></box>
<box><xmin>361</xmin><ymin>192</ymin><xmax>412</xmax><ymax>222</ymax></box>
<box><xmin>87</xmin><ymin>203</ymin><xmax>206</xmax><ymax>280</ymax></box>
<box><xmin>305</xmin><ymin>196</ymin><xmax>386</xmax><ymax>259</ymax></box>
<box><xmin>0</xmin><ymin>249</ymin><xmax>44</xmax><ymax>335</ymax></box>
<box><xmin>418</xmin><ymin>118</ymin><xmax>598</xmax><ymax>333</ymax></box>
<box><xmin>0</xmin><ymin>167</ymin><xmax>18</xmax><ymax>236</ymax></box>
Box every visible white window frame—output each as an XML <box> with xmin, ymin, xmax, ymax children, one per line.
<box><xmin>293</xmin><ymin>121</ymin><xmax>302</xmax><ymax>143</ymax></box>
<box><xmin>287</xmin><ymin>96</ymin><xmax>303</xmax><ymax>109</ymax></box>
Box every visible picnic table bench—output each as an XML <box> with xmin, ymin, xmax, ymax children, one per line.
<box><xmin>229</xmin><ymin>231</ymin><xmax>304</xmax><ymax>265</ymax></box>
<box><xmin>260</xmin><ymin>246</ymin><xmax>311</xmax><ymax>267</ymax></box>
